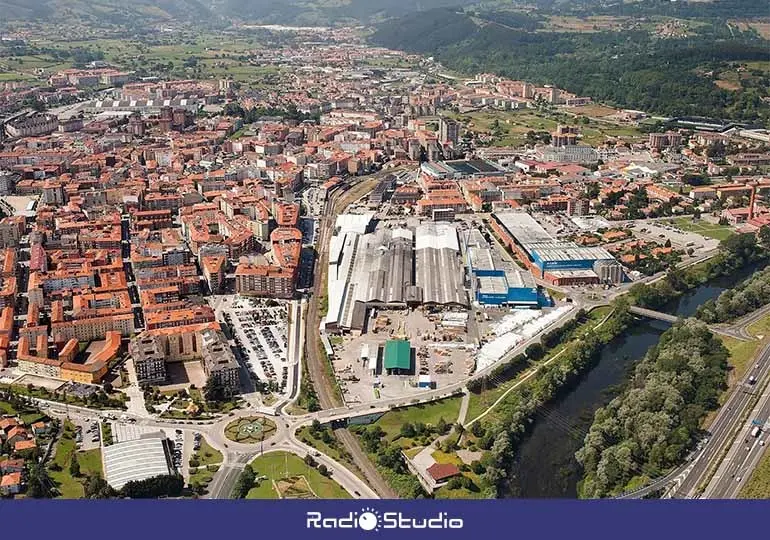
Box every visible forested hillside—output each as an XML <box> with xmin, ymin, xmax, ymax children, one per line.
<box><xmin>370</xmin><ymin>7</ymin><xmax>770</xmax><ymax>122</ymax></box>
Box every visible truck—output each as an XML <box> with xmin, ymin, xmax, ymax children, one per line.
<box><xmin>751</xmin><ymin>426</ymin><xmax>761</xmax><ymax>438</ymax></box>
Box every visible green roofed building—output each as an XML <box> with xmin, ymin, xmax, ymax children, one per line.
<box><xmin>383</xmin><ymin>339</ymin><xmax>412</xmax><ymax>374</ymax></box>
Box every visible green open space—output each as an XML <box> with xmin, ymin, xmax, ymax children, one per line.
<box><xmin>189</xmin><ymin>465</ymin><xmax>219</xmax><ymax>494</ymax></box>
<box><xmin>446</xmin><ymin>108</ymin><xmax>642</xmax><ymax>147</ymax></box>
<box><xmin>192</xmin><ymin>437</ymin><xmax>223</xmax><ymax>467</ymax></box>
<box><xmin>48</xmin><ymin>421</ymin><xmax>103</xmax><ymax>498</ymax></box>
<box><xmin>375</xmin><ymin>397</ymin><xmax>462</xmax><ymax>444</ymax></box>
<box><xmin>245</xmin><ymin>451</ymin><xmax>350</xmax><ymax>499</ymax></box>
<box><xmin>672</xmin><ymin>218</ymin><xmax>735</xmax><ymax>241</ymax></box>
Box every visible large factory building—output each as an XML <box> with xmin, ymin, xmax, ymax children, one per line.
<box><xmin>491</xmin><ymin>212</ymin><xmax>623</xmax><ymax>286</ymax></box>
<box><xmin>465</xmin><ymin>229</ymin><xmax>539</xmax><ymax>307</ymax></box>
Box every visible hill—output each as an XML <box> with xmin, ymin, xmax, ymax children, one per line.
<box><xmin>370</xmin><ymin>6</ymin><xmax>770</xmax><ymax>124</ymax></box>
<box><xmin>0</xmin><ymin>0</ymin><xmax>482</xmax><ymax>26</ymax></box>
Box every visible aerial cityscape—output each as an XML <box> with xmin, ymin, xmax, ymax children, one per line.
<box><xmin>1</xmin><ymin>0</ymin><xmax>770</xmax><ymax>503</ymax></box>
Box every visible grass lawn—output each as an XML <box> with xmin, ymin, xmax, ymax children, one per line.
<box><xmin>720</xmin><ymin>336</ymin><xmax>761</xmax><ymax>386</ymax></box>
<box><xmin>672</xmin><ymin>217</ymin><xmax>734</xmax><ymax>241</ymax></box>
<box><xmin>246</xmin><ymin>451</ymin><xmax>350</xmax><ymax>499</ymax></box>
<box><xmin>376</xmin><ymin>397</ymin><xmax>462</xmax><ymax>441</ymax></box>
<box><xmin>194</xmin><ymin>437</ymin><xmax>223</xmax><ymax>466</ymax></box>
<box><xmin>739</xmin><ymin>447</ymin><xmax>770</xmax><ymax>498</ymax></box>
<box><xmin>49</xmin><ymin>421</ymin><xmax>102</xmax><ymax>498</ymax></box>
<box><xmin>78</xmin><ymin>448</ymin><xmax>103</xmax><ymax>477</ymax></box>
<box><xmin>748</xmin><ymin>313</ymin><xmax>770</xmax><ymax>339</ymax></box>
<box><xmin>189</xmin><ymin>465</ymin><xmax>218</xmax><ymax>492</ymax></box>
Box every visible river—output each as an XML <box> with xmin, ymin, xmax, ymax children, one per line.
<box><xmin>503</xmin><ymin>262</ymin><xmax>763</xmax><ymax>498</ymax></box>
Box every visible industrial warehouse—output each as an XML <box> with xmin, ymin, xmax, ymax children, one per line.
<box><xmin>465</xmin><ymin>228</ymin><xmax>540</xmax><ymax>307</ymax></box>
<box><xmin>491</xmin><ymin>212</ymin><xmax>624</xmax><ymax>286</ymax></box>
<box><xmin>326</xmin><ymin>214</ymin><xmax>467</xmax><ymax>333</ymax></box>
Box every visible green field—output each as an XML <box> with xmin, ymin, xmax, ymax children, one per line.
<box><xmin>2</xmin><ymin>35</ymin><xmax>285</xmax><ymax>87</ymax></box>
<box><xmin>672</xmin><ymin>218</ymin><xmax>735</xmax><ymax>241</ymax></box>
<box><xmin>374</xmin><ymin>397</ymin><xmax>462</xmax><ymax>442</ymax></box>
<box><xmin>447</xmin><ymin>108</ymin><xmax>642</xmax><ymax>147</ymax></box>
<box><xmin>48</xmin><ymin>422</ymin><xmax>103</xmax><ymax>498</ymax></box>
<box><xmin>245</xmin><ymin>451</ymin><xmax>350</xmax><ymax>499</ymax></box>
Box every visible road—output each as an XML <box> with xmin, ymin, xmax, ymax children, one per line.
<box><xmin>702</xmin><ymin>346</ymin><xmax>770</xmax><ymax>498</ymax></box>
<box><xmin>667</xmin><ymin>343</ymin><xmax>770</xmax><ymax>498</ymax></box>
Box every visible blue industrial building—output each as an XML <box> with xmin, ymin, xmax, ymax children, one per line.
<box><xmin>467</xmin><ymin>245</ymin><xmax>539</xmax><ymax>307</ymax></box>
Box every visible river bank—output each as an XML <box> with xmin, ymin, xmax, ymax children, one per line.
<box><xmin>501</xmin><ymin>259</ymin><xmax>768</xmax><ymax>498</ymax></box>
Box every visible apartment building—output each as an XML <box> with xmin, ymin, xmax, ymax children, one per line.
<box><xmin>235</xmin><ymin>263</ymin><xmax>295</xmax><ymax>299</ymax></box>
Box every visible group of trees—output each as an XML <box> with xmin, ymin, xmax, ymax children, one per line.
<box><xmin>475</xmin><ymin>303</ymin><xmax>634</xmax><ymax>497</ymax></box>
<box><xmin>576</xmin><ymin>320</ymin><xmax>729</xmax><ymax>498</ymax></box>
<box><xmin>697</xmin><ymin>266</ymin><xmax>770</xmax><ymax>323</ymax></box>
<box><xmin>233</xmin><ymin>466</ymin><xmax>256</xmax><ymax>499</ymax></box>
<box><xmin>120</xmin><ymin>474</ymin><xmax>185</xmax><ymax>499</ymax></box>
<box><xmin>223</xmin><ymin>102</ymin><xmax>319</xmax><ymax>124</ymax></box>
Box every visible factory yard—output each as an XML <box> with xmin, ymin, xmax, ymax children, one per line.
<box><xmin>328</xmin><ymin>301</ymin><xmax>573</xmax><ymax>404</ymax></box>
<box><xmin>330</xmin><ymin>307</ymin><xmax>473</xmax><ymax>404</ymax></box>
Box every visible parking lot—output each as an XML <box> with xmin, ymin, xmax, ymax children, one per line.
<box><xmin>628</xmin><ymin>220</ymin><xmax>720</xmax><ymax>252</ymax></box>
<box><xmin>209</xmin><ymin>295</ymin><xmax>290</xmax><ymax>395</ymax></box>
<box><xmin>70</xmin><ymin>417</ymin><xmax>102</xmax><ymax>451</ymax></box>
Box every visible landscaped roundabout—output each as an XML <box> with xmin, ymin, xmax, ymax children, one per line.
<box><xmin>224</xmin><ymin>416</ymin><xmax>277</xmax><ymax>444</ymax></box>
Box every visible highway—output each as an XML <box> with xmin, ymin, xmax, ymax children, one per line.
<box><xmin>616</xmin><ymin>342</ymin><xmax>770</xmax><ymax>499</ymax></box>
<box><xmin>702</xmin><ymin>345</ymin><xmax>770</xmax><ymax>498</ymax></box>
<box><xmin>667</xmin><ymin>343</ymin><xmax>770</xmax><ymax>498</ymax></box>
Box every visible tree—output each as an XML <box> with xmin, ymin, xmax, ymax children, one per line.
<box><xmin>85</xmin><ymin>476</ymin><xmax>116</xmax><ymax>499</ymax></box>
<box><xmin>304</xmin><ymin>454</ymin><xmax>317</xmax><ymax>468</ymax></box>
<box><xmin>525</xmin><ymin>342</ymin><xmax>545</xmax><ymax>360</ymax></box>
<box><xmin>317</xmin><ymin>464</ymin><xmax>329</xmax><ymax>476</ymax></box>
<box><xmin>436</xmin><ymin>417</ymin><xmax>449</xmax><ymax>435</ymax></box>
<box><xmin>400</xmin><ymin>422</ymin><xmax>416</xmax><ymax>438</ymax></box>
<box><xmin>70</xmin><ymin>454</ymin><xmax>81</xmax><ymax>477</ymax></box>
<box><xmin>759</xmin><ymin>225</ymin><xmax>770</xmax><ymax>246</ymax></box>
<box><xmin>27</xmin><ymin>463</ymin><xmax>54</xmax><ymax>498</ymax></box>
<box><xmin>204</xmin><ymin>377</ymin><xmax>226</xmax><ymax>403</ymax></box>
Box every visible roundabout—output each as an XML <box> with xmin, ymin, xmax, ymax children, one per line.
<box><xmin>224</xmin><ymin>416</ymin><xmax>277</xmax><ymax>444</ymax></box>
